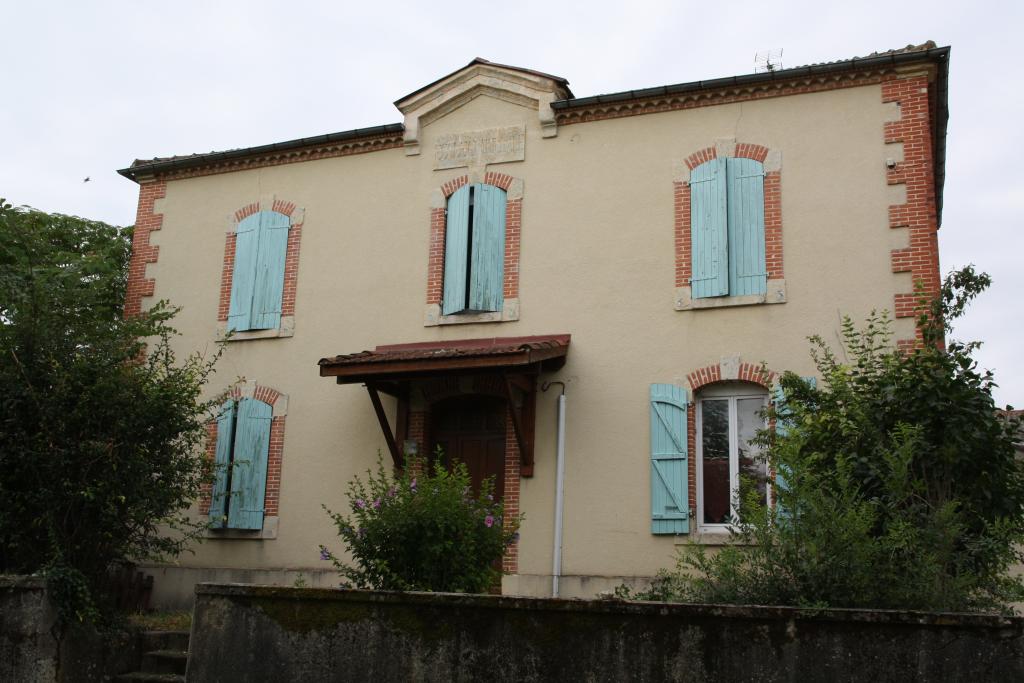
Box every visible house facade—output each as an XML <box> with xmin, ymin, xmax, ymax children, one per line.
<box><xmin>120</xmin><ymin>44</ymin><xmax>949</xmax><ymax>607</ymax></box>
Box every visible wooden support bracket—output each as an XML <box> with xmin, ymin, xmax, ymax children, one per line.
<box><xmin>502</xmin><ymin>373</ymin><xmax>537</xmax><ymax>477</ymax></box>
<box><xmin>366</xmin><ymin>384</ymin><xmax>404</xmax><ymax>470</ymax></box>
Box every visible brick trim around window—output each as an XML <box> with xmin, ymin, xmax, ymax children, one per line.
<box><xmin>216</xmin><ymin>198</ymin><xmax>305</xmax><ymax>341</ymax></box>
<box><xmin>424</xmin><ymin>172</ymin><xmax>523</xmax><ymax>326</ymax></box>
<box><xmin>674</xmin><ymin>139</ymin><xmax>785</xmax><ymax>310</ymax></box>
<box><xmin>200</xmin><ymin>381</ymin><xmax>289</xmax><ymax>540</ymax></box>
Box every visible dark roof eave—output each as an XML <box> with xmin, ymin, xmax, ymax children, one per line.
<box><xmin>319</xmin><ymin>347</ymin><xmax>568</xmax><ymax>382</ymax></box>
<box><xmin>117</xmin><ymin>123</ymin><xmax>406</xmax><ymax>181</ymax></box>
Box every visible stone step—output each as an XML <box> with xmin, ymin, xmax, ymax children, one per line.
<box><xmin>140</xmin><ymin>630</ymin><xmax>190</xmax><ymax>652</ymax></box>
<box><xmin>113</xmin><ymin>673</ymin><xmax>185</xmax><ymax>683</ymax></box>
<box><xmin>141</xmin><ymin>649</ymin><xmax>188</xmax><ymax>676</ymax></box>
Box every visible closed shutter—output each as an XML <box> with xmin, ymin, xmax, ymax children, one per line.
<box><xmin>250</xmin><ymin>211</ymin><xmax>291</xmax><ymax>330</ymax></box>
<box><xmin>442</xmin><ymin>185</ymin><xmax>471</xmax><ymax>315</ymax></box>
<box><xmin>726</xmin><ymin>158</ymin><xmax>768</xmax><ymax>296</ymax></box>
<box><xmin>469</xmin><ymin>183</ymin><xmax>506</xmax><ymax>312</ymax></box>
<box><xmin>210</xmin><ymin>400</ymin><xmax>237</xmax><ymax>528</ymax></box>
<box><xmin>227</xmin><ymin>398</ymin><xmax>273</xmax><ymax>530</ymax></box>
<box><xmin>227</xmin><ymin>214</ymin><xmax>262</xmax><ymax>331</ymax></box>
<box><xmin>650</xmin><ymin>384</ymin><xmax>690</xmax><ymax>534</ymax></box>
<box><xmin>690</xmin><ymin>158</ymin><xmax>729</xmax><ymax>298</ymax></box>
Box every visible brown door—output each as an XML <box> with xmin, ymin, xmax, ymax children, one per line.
<box><xmin>430</xmin><ymin>396</ymin><xmax>506</xmax><ymax>500</ymax></box>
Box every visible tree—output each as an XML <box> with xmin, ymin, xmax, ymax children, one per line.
<box><xmin>0</xmin><ymin>199</ymin><xmax>220</xmax><ymax>623</ymax></box>
<box><xmin>625</xmin><ymin>267</ymin><xmax>1024</xmax><ymax>613</ymax></box>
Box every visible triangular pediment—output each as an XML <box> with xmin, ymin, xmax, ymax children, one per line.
<box><xmin>394</xmin><ymin>58</ymin><xmax>573</xmax><ymax>155</ymax></box>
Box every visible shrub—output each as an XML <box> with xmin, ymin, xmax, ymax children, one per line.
<box><xmin>622</xmin><ymin>267</ymin><xmax>1024</xmax><ymax>613</ymax></box>
<box><xmin>322</xmin><ymin>452</ymin><xmax>519</xmax><ymax>593</ymax></box>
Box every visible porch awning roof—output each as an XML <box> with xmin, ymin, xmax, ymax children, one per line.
<box><xmin>318</xmin><ymin>334</ymin><xmax>570</xmax><ymax>384</ymax></box>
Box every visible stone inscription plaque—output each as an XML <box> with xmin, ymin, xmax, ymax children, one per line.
<box><xmin>434</xmin><ymin>125</ymin><xmax>525</xmax><ymax>170</ymax></box>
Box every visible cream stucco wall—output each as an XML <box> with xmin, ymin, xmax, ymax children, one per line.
<box><xmin>139</xmin><ymin>73</ymin><xmax>922</xmax><ymax>601</ymax></box>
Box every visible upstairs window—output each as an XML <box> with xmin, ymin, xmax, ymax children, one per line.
<box><xmin>690</xmin><ymin>158</ymin><xmax>767</xmax><ymax>299</ymax></box>
<box><xmin>443</xmin><ymin>183</ymin><xmax>506</xmax><ymax>315</ymax></box>
<box><xmin>210</xmin><ymin>398</ymin><xmax>272</xmax><ymax>530</ymax></box>
<box><xmin>228</xmin><ymin>210</ymin><xmax>291</xmax><ymax>331</ymax></box>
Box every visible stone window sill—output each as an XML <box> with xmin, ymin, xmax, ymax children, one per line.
<box><xmin>424</xmin><ymin>299</ymin><xmax>520</xmax><ymax>326</ymax></box>
<box><xmin>675</xmin><ymin>280</ymin><xmax>786</xmax><ymax>311</ymax></box>
<box><xmin>205</xmin><ymin>516</ymin><xmax>278</xmax><ymax>540</ymax></box>
<box><xmin>217</xmin><ymin>317</ymin><xmax>295</xmax><ymax>341</ymax></box>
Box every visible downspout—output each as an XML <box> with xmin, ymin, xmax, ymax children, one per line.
<box><xmin>543</xmin><ymin>381</ymin><xmax>567</xmax><ymax>598</ymax></box>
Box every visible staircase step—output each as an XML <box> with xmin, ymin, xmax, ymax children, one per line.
<box><xmin>114</xmin><ymin>673</ymin><xmax>185</xmax><ymax>683</ymax></box>
<box><xmin>140</xmin><ymin>630</ymin><xmax>190</xmax><ymax>652</ymax></box>
<box><xmin>141</xmin><ymin>650</ymin><xmax>188</xmax><ymax>676</ymax></box>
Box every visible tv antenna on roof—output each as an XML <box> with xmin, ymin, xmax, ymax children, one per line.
<box><xmin>754</xmin><ymin>49</ymin><xmax>784</xmax><ymax>73</ymax></box>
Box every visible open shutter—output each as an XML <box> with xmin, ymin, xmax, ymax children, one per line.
<box><xmin>690</xmin><ymin>158</ymin><xmax>729</xmax><ymax>298</ymax></box>
<box><xmin>227</xmin><ymin>214</ymin><xmax>261</xmax><ymax>331</ymax></box>
<box><xmin>442</xmin><ymin>185</ymin><xmax>471</xmax><ymax>315</ymax></box>
<box><xmin>210</xmin><ymin>400</ymin><xmax>237</xmax><ymax>528</ymax></box>
<box><xmin>650</xmin><ymin>384</ymin><xmax>690</xmax><ymax>534</ymax></box>
<box><xmin>773</xmin><ymin>376</ymin><xmax>816</xmax><ymax>515</ymax></box>
<box><xmin>250</xmin><ymin>211</ymin><xmax>291</xmax><ymax>330</ymax></box>
<box><xmin>469</xmin><ymin>183</ymin><xmax>506</xmax><ymax>312</ymax></box>
<box><xmin>727</xmin><ymin>158</ymin><xmax>768</xmax><ymax>296</ymax></box>
<box><xmin>227</xmin><ymin>398</ymin><xmax>272</xmax><ymax>530</ymax></box>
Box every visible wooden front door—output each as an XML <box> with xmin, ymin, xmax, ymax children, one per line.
<box><xmin>430</xmin><ymin>396</ymin><xmax>506</xmax><ymax>500</ymax></box>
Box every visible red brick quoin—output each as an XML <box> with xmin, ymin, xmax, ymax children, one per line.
<box><xmin>217</xmin><ymin>199</ymin><xmax>304</xmax><ymax>325</ymax></box>
<box><xmin>684</xmin><ymin>363</ymin><xmax>777</xmax><ymax>527</ymax></box>
<box><xmin>426</xmin><ymin>173</ymin><xmax>522</xmax><ymax>306</ymax></box>
<box><xmin>125</xmin><ymin>181</ymin><xmax>166</xmax><ymax>317</ymax></box>
<box><xmin>674</xmin><ymin>143</ymin><xmax>783</xmax><ymax>290</ymax></box>
<box><xmin>199</xmin><ymin>383</ymin><xmax>287</xmax><ymax>523</ymax></box>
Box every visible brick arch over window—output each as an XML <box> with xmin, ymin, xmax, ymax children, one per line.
<box><xmin>217</xmin><ymin>198</ymin><xmax>305</xmax><ymax>340</ymax></box>
<box><xmin>685</xmin><ymin>361</ymin><xmax>778</xmax><ymax>520</ymax></box>
<box><xmin>425</xmin><ymin>172</ymin><xmax>523</xmax><ymax>326</ymax></box>
<box><xmin>199</xmin><ymin>381</ymin><xmax>289</xmax><ymax>537</ymax></box>
<box><xmin>674</xmin><ymin>140</ymin><xmax>785</xmax><ymax>310</ymax></box>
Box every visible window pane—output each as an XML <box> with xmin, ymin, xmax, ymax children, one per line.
<box><xmin>737</xmin><ymin>397</ymin><xmax>767</xmax><ymax>508</ymax></box>
<box><xmin>701</xmin><ymin>399</ymin><xmax>730</xmax><ymax>524</ymax></box>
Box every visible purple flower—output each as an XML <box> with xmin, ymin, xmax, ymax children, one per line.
<box><xmin>410</xmin><ymin>478</ymin><xmax>417</xmax><ymax>491</ymax></box>
<box><xmin>319</xmin><ymin>547</ymin><xmax>330</xmax><ymax>561</ymax></box>
<box><xmin>357</xmin><ymin>527</ymin><xmax>366</xmax><ymax>538</ymax></box>
<box><xmin>373</xmin><ymin>498</ymin><xmax>381</xmax><ymax>509</ymax></box>
<box><xmin>355</xmin><ymin>499</ymin><xmax>366</xmax><ymax>509</ymax></box>
<box><xmin>388</xmin><ymin>487</ymin><xmax>396</xmax><ymax>498</ymax></box>
<box><xmin>484</xmin><ymin>515</ymin><xmax>495</xmax><ymax>528</ymax></box>
<box><xmin>486</xmin><ymin>494</ymin><xmax>493</xmax><ymax>502</ymax></box>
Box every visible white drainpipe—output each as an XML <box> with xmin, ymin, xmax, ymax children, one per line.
<box><xmin>551</xmin><ymin>389</ymin><xmax>567</xmax><ymax>598</ymax></box>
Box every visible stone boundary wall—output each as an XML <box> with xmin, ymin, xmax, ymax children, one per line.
<box><xmin>0</xmin><ymin>576</ymin><xmax>141</xmax><ymax>682</ymax></box>
<box><xmin>188</xmin><ymin>583</ymin><xmax>1024</xmax><ymax>682</ymax></box>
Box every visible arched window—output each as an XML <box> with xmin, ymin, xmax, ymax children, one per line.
<box><xmin>695</xmin><ymin>382</ymin><xmax>769</xmax><ymax>530</ymax></box>
<box><xmin>442</xmin><ymin>183</ymin><xmax>506</xmax><ymax>315</ymax></box>
<box><xmin>228</xmin><ymin>210</ymin><xmax>291</xmax><ymax>331</ymax></box>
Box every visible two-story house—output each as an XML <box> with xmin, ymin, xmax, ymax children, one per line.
<box><xmin>119</xmin><ymin>43</ymin><xmax>949</xmax><ymax>608</ymax></box>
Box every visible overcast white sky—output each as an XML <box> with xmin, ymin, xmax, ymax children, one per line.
<box><xmin>3</xmin><ymin>0</ymin><xmax>1021</xmax><ymax>405</ymax></box>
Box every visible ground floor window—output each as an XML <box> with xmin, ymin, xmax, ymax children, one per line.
<box><xmin>696</xmin><ymin>384</ymin><xmax>768</xmax><ymax>530</ymax></box>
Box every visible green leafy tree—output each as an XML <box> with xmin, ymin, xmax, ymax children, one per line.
<box><xmin>322</xmin><ymin>452</ymin><xmax>520</xmax><ymax>593</ymax></box>
<box><xmin>0</xmin><ymin>199</ymin><xmax>220</xmax><ymax>624</ymax></box>
<box><xmin>624</xmin><ymin>267</ymin><xmax>1024</xmax><ymax>613</ymax></box>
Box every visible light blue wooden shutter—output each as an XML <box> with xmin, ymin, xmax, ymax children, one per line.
<box><xmin>227</xmin><ymin>398</ymin><xmax>272</xmax><ymax>530</ymax></box>
<box><xmin>773</xmin><ymin>376</ymin><xmax>816</xmax><ymax>515</ymax></box>
<box><xmin>250</xmin><ymin>211</ymin><xmax>291</xmax><ymax>330</ymax></box>
<box><xmin>650</xmin><ymin>384</ymin><xmax>689</xmax><ymax>534</ymax></box>
<box><xmin>442</xmin><ymin>185</ymin><xmax>471</xmax><ymax>315</ymax></box>
<box><xmin>469</xmin><ymin>184</ymin><xmax>506</xmax><ymax>312</ymax></box>
<box><xmin>690</xmin><ymin>158</ymin><xmax>729</xmax><ymax>298</ymax></box>
<box><xmin>726</xmin><ymin>158</ymin><xmax>767</xmax><ymax>296</ymax></box>
<box><xmin>210</xmin><ymin>400</ymin><xmax>236</xmax><ymax>528</ymax></box>
<box><xmin>227</xmin><ymin>214</ymin><xmax>261</xmax><ymax>331</ymax></box>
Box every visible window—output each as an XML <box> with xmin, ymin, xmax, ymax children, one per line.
<box><xmin>442</xmin><ymin>183</ymin><xmax>506</xmax><ymax>315</ymax></box>
<box><xmin>696</xmin><ymin>385</ymin><xmax>769</xmax><ymax>530</ymax></box>
<box><xmin>228</xmin><ymin>210</ymin><xmax>291</xmax><ymax>332</ymax></box>
<box><xmin>690</xmin><ymin>157</ymin><xmax>767</xmax><ymax>299</ymax></box>
<box><xmin>210</xmin><ymin>398</ymin><xmax>272</xmax><ymax>530</ymax></box>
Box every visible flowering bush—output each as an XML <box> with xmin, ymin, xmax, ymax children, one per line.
<box><xmin>321</xmin><ymin>451</ymin><xmax>519</xmax><ymax>593</ymax></box>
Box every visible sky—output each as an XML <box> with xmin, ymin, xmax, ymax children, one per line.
<box><xmin>3</xmin><ymin>0</ymin><xmax>1021</xmax><ymax>405</ymax></box>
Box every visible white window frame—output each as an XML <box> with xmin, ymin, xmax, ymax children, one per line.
<box><xmin>695</xmin><ymin>384</ymin><xmax>769</xmax><ymax>533</ymax></box>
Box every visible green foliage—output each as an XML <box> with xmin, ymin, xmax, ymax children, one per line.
<box><xmin>624</xmin><ymin>267</ymin><xmax>1024</xmax><ymax>613</ymax></box>
<box><xmin>0</xmin><ymin>200</ymin><xmax>221</xmax><ymax>624</ymax></box>
<box><xmin>322</xmin><ymin>451</ymin><xmax>519</xmax><ymax>593</ymax></box>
